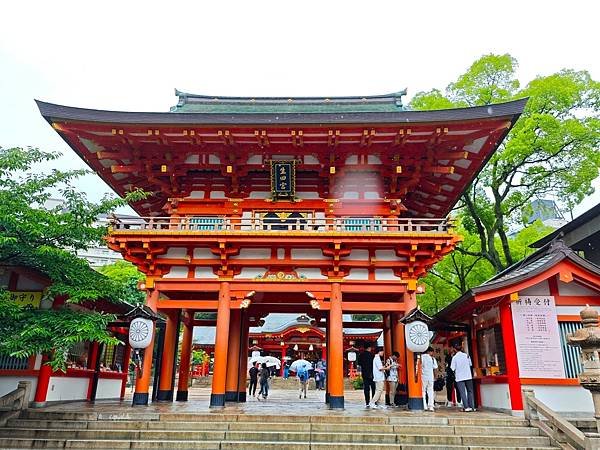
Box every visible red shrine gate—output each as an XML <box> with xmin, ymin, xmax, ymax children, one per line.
<box><xmin>38</xmin><ymin>92</ymin><xmax>525</xmax><ymax>408</ymax></box>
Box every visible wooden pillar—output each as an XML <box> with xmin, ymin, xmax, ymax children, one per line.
<box><xmin>176</xmin><ymin>313</ymin><xmax>193</xmax><ymax>401</ymax></box>
<box><xmin>121</xmin><ymin>344</ymin><xmax>132</xmax><ymax>400</ymax></box>
<box><xmin>33</xmin><ymin>357</ymin><xmax>52</xmax><ymax>407</ymax></box>
<box><xmin>392</xmin><ymin>313</ymin><xmax>408</xmax><ymax>405</ymax></box>
<box><xmin>383</xmin><ymin>314</ymin><xmax>392</xmax><ymax>404</ymax></box>
<box><xmin>225</xmin><ymin>309</ymin><xmax>241</xmax><ymax>402</ymax></box>
<box><xmin>325</xmin><ymin>319</ymin><xmax>330</xmax><ymax>404</ymax></box>
<box><xmin>500</xmin><ymin>299</ymin><xmax>523</xmax><ymax>411</ymax></box>
<box><xmin>210</xmin><ymin>281</ymin><xmax>231</xmax><ymax>407</ymax></box>
<box><xmin>133</xmin><ymin>289</ymin><xmax>158</xmax><ymax>406</ymax></box>
<box><xmin>237</xmin><ymin>313</ymin><xmax>249</xmax><ymax>402</ymax></box>
<box><xmin>280</xmin><ymin>345</ymin><xmax>287</xmax><ymax>377</ymax></box>
<box><xmin>404</xmin><ymin>292</ymin><xmax>423</xmax><ymax>410</ymax></box>
<box><xmin>157</xmin><ymin>309</ymin><xmax>178</xmax><ymax>401</ymax></box>
<box><xmin>329</xmin><ymin>282</ymin><xmax>344</xmax><ymax>408</ymax></box>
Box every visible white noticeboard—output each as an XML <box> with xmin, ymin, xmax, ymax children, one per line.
<box><xmin>511</xmin><ymin>295</ymin><xmax>565</xmax><ymax>379</ymax></box>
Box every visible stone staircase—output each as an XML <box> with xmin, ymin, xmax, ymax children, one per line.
<box><xmin>0</xmin><ymin>409</ymin><xmax>559</xmax><ymax>449</ymax></box>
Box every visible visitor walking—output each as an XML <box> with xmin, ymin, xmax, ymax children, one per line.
<box><xmin>297</xmin><ymin>362</ymin><xmax>309</xmax><ymax>399</ymax></box>
<box><xmin>421</xmin><ymin>346</ymin><xmax>438</xmax><ymax>411</ymax></box>
<box><xmin>445</xmin><ymin>352</ymin><xmax>461</xmax><ymax>407</ymax></box>
<box><xmin>248</xmin><ymin>362</ymin><xmax>259</xmax><ymax>398</ymax></box>
<box><xmin>368</xmin><ymin>347</ymin><xmax>389</xmax><ymax>409</ymax></box>
<box><xmin>257</xmin><ymin>362</ymin><xmax>270</xmax><ymax>401</ymax></box>
<box><xmin>358</xmin><ymin>344</ymin><xmax>375</xmax><ymax>406</ymax></box>
<box><xmin>450</xmin><ymin>343</ymin><xmax>475</xmax><ymax>411</ymax></box>
<box><xmin>386</xmin><ymin>351</ymin><xmax>400</xmax><ymax>406</ymax></box>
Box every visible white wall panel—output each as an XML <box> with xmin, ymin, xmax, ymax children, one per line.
<box><xmin>375</xmin><ymin>269</ymin><xmax>397</xmax><ymax>280</ymax></box>
<box><xmin>46</xmin><ymin>377</ymin><xmax>89</xmax><ymax>402</ymax></box>
<box><xmin>291</xmin><ymin>249</ymin><xmax>324</xmax><ymax>260</ymax></box>
<box><xmin>193</xmin><ymin>248</ymin><xmax>218</xmax><ymax>259</ymax></box>
<box><xmin>0</xmin><ymin>376</ymin><xmax>38</xmax><ymax>402</ymax></box>
<box><xmin>195</xmin><ymin>267</ymin><xmax>218</xmax><ymax>278</ymax></box>
<box><xmin>162</xmin><ymin>266</ymin><xmax>188</xmax><ymax>278</ymax></box>
<box><xmin>480</xmin><ymin>383</ymin><xmax>511</xmax><ymax>411</ymax></box>
<box><xmin>231</xmin><ymin>248</ymin><xmax>271</xmax><ymax>259</ymax></box>
<box><xmin>519</xmin><ymin>281</ymin><xmax>550</xmax><ymax>296</ymax></box>
<box><xmin>346</xmin><ymin>269</ymin><xmax>369</xmax><ymax>280</ymax></box>
<box><xmin>523</xmin><ymin>385</ymin><xmax>593</xmax><ymax>413</ymax></box>
<box><xmin>96</xmin><ymin>378</ymin><xmax>122</xmax><ymax>399</ymax></box>
<box><xmin>157</xmin><ymin>247</ymin><xmax>188</xmax><ymax>259</ymax></box>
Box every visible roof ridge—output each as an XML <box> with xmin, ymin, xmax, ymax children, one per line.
<box><xmin>174</xmin><ymin>88</ymin><xmax>408</xmax><ymax>102</ymax></box>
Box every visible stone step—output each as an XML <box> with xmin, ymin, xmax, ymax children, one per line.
<box><xmin>0</xmin><ymin>444</ymin><xmax>560</xmax><ymax>450</ymax></box>
<box><xmin>6</xmin><ymin>419</ymin><xmax>540</xmax><ymax>436</ymax></box>
<box><xmin>18</xmin><ymin>410</ymin><xmax>531</xmax><ymax>428</ymax></box>
<box><xmin>0</xmin><ymin>428</ymin><xmax>552</xmax><ymax>447</ymax></box>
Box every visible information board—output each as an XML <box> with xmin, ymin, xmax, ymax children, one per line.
<box><xmin>511</xmin><ymin>295</ymin><xmax>565</xmax><ymax>378</ymax></box>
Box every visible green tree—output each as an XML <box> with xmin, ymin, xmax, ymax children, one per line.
<box><xmin>418</xmin><ymin>220</ymin><xmax>553</xmax><ymax>315</ymax></box>
<box><xmin>98</xmin><ymin>260</ymin><xmax>145</xmax><ymax>305</ymax></box>
<box><xmin>0</xmin><ymin>146</ymin><xmax>146</xmax><ymax>370</ymax></box>
<box><xmin>411</xmin><ymin>54</ymin><xmax>600</xmax><ymax>273</ymax></box>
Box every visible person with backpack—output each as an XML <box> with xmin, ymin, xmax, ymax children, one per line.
<box><xmin>257</xmin><ymin>362</ymin><xmax>270</xmax><ymax>401</ymax></box>
<box><xmin>297</xmin><ymin>362</ymin><xmax>309</xmax><ymax>399</ymax></box>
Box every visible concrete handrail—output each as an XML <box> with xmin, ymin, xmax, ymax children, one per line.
<box><xmin>0</xmin><ymin>381</ymin><xmax>31</xmax><ymax>426</ymax></box>
<box><xmin>522</xmin><ymin>388</ymin><xmax>597</xmax><ymax>450</ymax></box>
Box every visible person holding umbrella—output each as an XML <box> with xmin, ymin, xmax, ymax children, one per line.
<box><xmin>290</xmin><ymin>357</ymin><xmax>311</xmax><ymax>399</ymax></box>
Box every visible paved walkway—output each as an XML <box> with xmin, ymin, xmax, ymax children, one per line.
<box><xmin>39</xmin><ymin>387</ymin><xmax>513</xmax><ymax>420</ymax></box>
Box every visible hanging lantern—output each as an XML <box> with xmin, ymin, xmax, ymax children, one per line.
<box><xmin>405</xmin><ymin>320</ymin><xmax>430</xmax><ymax>353</ymax></box>
<box><xmin>128</xmin><ymin>317</ymin><xmax>154</xmax><ymax>349</ymax></box>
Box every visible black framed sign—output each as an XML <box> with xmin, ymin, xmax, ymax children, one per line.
<box><xmin>270</xmin><ymin>160</ymin><xmax>297</xmax><ymax>200</ymax></box>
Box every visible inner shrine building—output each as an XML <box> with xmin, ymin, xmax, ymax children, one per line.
<box><xmin>37</xmin><ymin>91</ymin><xmax>525</xmax><ymax>408</ymax></box>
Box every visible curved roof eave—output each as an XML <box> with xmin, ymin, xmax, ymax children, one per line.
<box><xmin>36</xmin><ymin>98</ymin><xmax>528</xmax><ymax>126</ymax></box>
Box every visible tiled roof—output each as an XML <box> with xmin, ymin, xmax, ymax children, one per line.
<box><xmin>170</xmin><ymin>89</ymin><xmax>407</xmax><ymax>114</ymax></box>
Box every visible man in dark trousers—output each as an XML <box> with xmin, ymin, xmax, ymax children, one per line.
<box><xmin>358</xmin><ymin>344</ymin><xmax>375</xmax><ymax>407</ymax></box>
<box><xmin>248</xmin><ymin>362</ymin><xmax>259</xmax><ymax>398</ymax></box>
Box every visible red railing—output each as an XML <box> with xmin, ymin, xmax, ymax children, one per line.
<box><xmin>110</xmin><ymin>216</ymin><xmax>451</xmax><ymax>234</ymax></box>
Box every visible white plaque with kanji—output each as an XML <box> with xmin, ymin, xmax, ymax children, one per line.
<box><xmin>511</xmin><ymin>295</ymin><xmax>565</xmax><ymax>378</ymax></box>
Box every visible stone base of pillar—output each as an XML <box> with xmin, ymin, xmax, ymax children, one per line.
<box><xmin>31</xmin><ymin>402</ymin><xmax>47</xmax><ymax>408</ymax></box>
<box><xmin>325</xmin><ymin>392</ymin><xmax>330</xmax><ymax>404</ymax></box>
<box><xmin>156</xmin><ymin>390</ymin><xmax>173</xmax><ymax>401</ymax></box>
<box><xmin>225</xmin><ymin>391</ymin><xmax>238</xmax><ymax>402</ymax></box>
<box><xmin>210</xmin><ymin>393</ymin><xmax>226</xmax><ymax>407</ymax></box>
<box><xmin>175</xmin><ymin>390</ymin><xmax>188</xmax><ymax>401</ymax></box>
<box><xmin>329</xmin><ymin>396</ymin><xmax>344</xmax><ymax>409</ymax></box>
<box><xmin>132</xmin><ymin>392</ymin><xmax>149</xmax><ymax>406</ymax></box>
<box><xmin>408</xmin><ymin>397</ymin><xmax>424</xmax><ymax>410</ymax></box>
<box><xmin>237</xmin><ymin>392</ymin><xmax>246</xmax><ymax>402</ymax></box>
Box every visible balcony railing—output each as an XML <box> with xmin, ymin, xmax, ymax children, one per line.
<box><xmin>110</xmin><ymin>216</ymin><xmax>451</xmax><ymax>234</ymax></box>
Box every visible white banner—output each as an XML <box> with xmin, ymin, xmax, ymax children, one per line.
<box><xmin>511</xmin><ymin>295</ymin><xmax>565</xmax><ymax>379</ymax></box>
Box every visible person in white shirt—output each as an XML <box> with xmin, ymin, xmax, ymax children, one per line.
<box><xmin>368</xmin><ymin>347</ymin><xmax>389</xmax><ymax>409</ymax></box>
<box><xmin>421</xmin><ymin>346</ymin><xmax>438</xmax><ymax>411</ymax></box>
<box><xmin>450</xmin><ymin>342</ymin><xmax>475</xmax><ymax>411</ymax></box>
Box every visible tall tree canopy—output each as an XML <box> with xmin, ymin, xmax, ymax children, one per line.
<box><xmin>0</xmin><ymin>146</ymin><xmax>146</xmax><ymax>370</ymax></box>
<box><xmin>412</xmin><ymin>54</ymin><xmax>600</xmax><ymax>274</ymax></box>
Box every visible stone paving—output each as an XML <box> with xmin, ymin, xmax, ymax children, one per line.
<box><xmin>38</xmin><ymin>386</ymin><xmax>514</xmax><ymax>420</ymax></box>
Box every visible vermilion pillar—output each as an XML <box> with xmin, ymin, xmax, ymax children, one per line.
<box><xmin>500</xmin><ymin>299</ymin><xmax>523</xmax><ymax>410</ymax></box>
<box><xmin>280</xmin><ymin>345</ymin><xmax>287</xmax><ymax>377</ymax></box>
<box><xmin>383</xmin><ymin>314</ymin><xmax>392</xmax><ymax>404</ymax></box>
<box><xmin>404</xmin><ymin>292</ymin><xmax>423</xmax><ymax>410</ymax></box>
<box><xmin>329</xmin><ymin>282</ymin><xmax>344</xmax><ymax>408</ymax></box>
<box><xmin>225</xmin><ymin>309</ymin><xmax>241</xmax><ymax>402</ymax></box>
<box><xmin>133</xmin><ymin>289</ymin><xmax>158</xmax><ymax>406</ymax></box>
<box><xmin>157</xmin><ymin>309</ymin><xmax>178</xmax><ymax>401</ymax></box>
<box><xmin>210</xmin><ymin>281</ymin><xmax>231</xmax><ymax>407</ymax></box>
<box><xmin>121</xmin><ymin>344</ymin><xmax>132</xmax><ymax>400</ymax></box>
<box><xmin>176</xmin><ymin>313</ymin><xmax>193</xmax><ymax>401</ymax></box>
<box><xmin>325</xmin><ymin>319</ymin><xmax>330</xmax><ymax>404</ymax></box>
<box><xmin>237</xmin><ymin>313</ymin><xmax>249</xmax><ymax>402</ymax></box>
<box><xmin>392</xmin><ymin>313</ymin><xmax>408</xmax><ymax>405</ymax></box>
<box><xmin>33</xmin><ymin>357</ymin><xmax>52</xmax><ymax>407</ymax></box>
